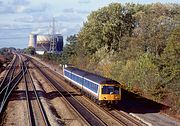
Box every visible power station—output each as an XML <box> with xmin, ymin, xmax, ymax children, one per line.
<box><xmin>28</xmin><ymin>33</ymin><xmax>63</xmax><ymax>55</ymax></box>
<box><xmin>28</xmin><ymin>17</ymin><xmax>63</xmax><ymax>55</ymax></box>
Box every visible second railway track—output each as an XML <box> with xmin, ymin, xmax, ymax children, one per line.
<box><xmin>29</xmin><ymin>56</ymin><xmax>108</xmax><ymax>126</ymax></box>
<box><xmin>21</xmin><ymin>55</ymin><xmax>50</xmax><ymax>126</ymax></box>
<box><xmin>28</xmin><ymin>55</ymin><xmax>147</xmax><ymax>126</ymax></box>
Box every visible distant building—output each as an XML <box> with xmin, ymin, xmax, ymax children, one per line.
<box><xmin>28</xmin><ymin>33</ymin><xmax>63</xmax><ymax>55</ymax></box>
<box><xmin>36</xmin><ymin>34</ymin><xmax>51</xmax><ymax>54</ymax></box>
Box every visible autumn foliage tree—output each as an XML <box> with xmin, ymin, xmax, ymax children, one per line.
<box><xmin>59</xmin><ymin>2</ymin><xmax>179</xmax><ymax>116</ymax></box>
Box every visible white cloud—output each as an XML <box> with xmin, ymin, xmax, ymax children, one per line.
<box><xmin>14</xmin><ymin>16</ymin><xmax>34</xmax><ymax>23</ymax></box>
<box><xmin>24</xmin><ymin>3</ymin><xmax>48</xmax><ymax>13</ymax></box>
<box><xmin>62</xmin><ymin>8</ymin><xmax>90</xmax><ymax>14</ymax></box>
<box><xmin>14</xmin><ymin>14</ymin><xmax>51</xmax><ymax>23</ymax></box>
<box><xmin>12</xmin><ymin>0</ymin><xmax>29</xmax><ymax>5</ymax></box>
<box><xmin>57</xmin><ymin>14</ymin><xmax>82</xmax><ymax>22</ymax></box>
<box><xmin>62</xmin><ymin>8</ymin><xmax>74</xmax><ymax>13</ymax></box>
<box><xmin>61</xmin><ymin>24</ymin><xmax>80</xmax><ymax>36</ymax></box>
<box><xmin>76</xmin><ymin>9</ymin><xmax>90</xmax><ymax>14</ymax></box>
<box><xmin>78</xmin><ymin>0</ymin><xmax>91</xmax><ymax>4</ymax></box>
<box><xmin>0</xmin><ymin>1</ymin><xmax>48</xmax><ymax>14</ymax></box>
<box><xmin>31</xmin><ymin>28</ymin><xmax>48</xmax><ymax>34</ymax></box>
<box><xmin>16</xmin><ymin>5</ymin><xmax>26</xmax><ymax>13</ymax></box>
<box><xmin>0</xmin><ymin>24</ymin><xmax>32</xmax><ymax>29</ymax></box>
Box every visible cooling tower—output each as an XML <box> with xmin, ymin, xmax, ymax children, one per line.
<box><xmin>28</xmin><ymin>33</ymin><xmax>37</xmax><ymax>48</ymax></box>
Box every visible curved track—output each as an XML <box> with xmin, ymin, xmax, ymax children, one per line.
<box><xmin>29</xmin><ymin>56</ymin><xmax>147</xmax><ymax>126</ymax></box>
<box><xmin>29</xmin><ymin>56</ymin><xmax>107</xmax><ymax>126</ymax></box>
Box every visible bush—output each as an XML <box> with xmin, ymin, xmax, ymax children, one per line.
<box><xmin>109</xmin><ymin>53</ymin><xmax>163</xmax><ymax>99</ymax></box>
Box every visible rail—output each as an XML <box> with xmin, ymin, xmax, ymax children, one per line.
<box><xmin>0</xmin><ymin>54</ymin><xmax>17</xmax><ymax>90</ymax></box>
<box><xmin>28</xmin><ymin>56</ymin><xmax>147</xmax><ymax>126</ymax></box>
<box><xmin>21</xmin><ymin>55</ymin><xmax>50</xmax><ymax>126</ymax></box>
<box><xmin>0</xmin><ymin>67</ymin><xmax>25</xmax><ymax>114</ymax></box>
<box><xmin>30</xmin><ymin>57</ymin><xmax>107</xmax><ymax>126</ymax></box>
<box><xmin>0</xmin><ymin>54</ymin><xmax>25</xmax><ymax>114</ymax></box>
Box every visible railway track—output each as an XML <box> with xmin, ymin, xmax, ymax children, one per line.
<box><xmin>0</xmin><ymin>54</ymin><xmax>24</xmax><ymax>114</ymax></box>
<box><xmin>28</xmin><ymin>56</ymin><xmax>147</xmax><ymax>126</ymax></box>
<box><xmin>0</xmin><ymin>54</ymin><xmax>17</xmax><ymax>90</ymax></box>
<box><xmin>108</xmin><ymin>109</ymin><xmax>146</xmax><ymax>126</ymax></box>
<box><xmin>29</xmin><ymin>57</ymin><xmax>107</xmax><ymax>126</ymax></box>
<box><xmin>20</xmin><ymin>55</ymin><xmax>50</xmax><ymax>126</ymax></box>
<box><xmin>73</xmin><ymin>90</ymin><xmax>146</xmax><ymax>126</ymax></box>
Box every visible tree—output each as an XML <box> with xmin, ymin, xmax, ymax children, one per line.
<box><xmin>132</xmin><ymin>3</ymin><xmax>178</xmax><ymax>57</ymax></box>
<box><xmin>78</xmin><ymin>3</ymin><xmax>135</xmax><ymax>55</ymax></box>
<box><xmin>24</xmin><ymin>47</ymin><xmax>36</xmax><ymax>55</ymax></box>
<box><xmin>60</xmin><ymin>35</ymin><xmax>77</xmax><ymax>65</ymax></box>
<box><xmin>159</xmin><ymin>25</ymin><xmax>180</xmax><ymax>91</ymax></box>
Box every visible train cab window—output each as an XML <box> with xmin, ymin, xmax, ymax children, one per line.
<box><xmin>102</xmin><ymin>86</ymin><xmax>119</xmax><ymax>94</ymax></box>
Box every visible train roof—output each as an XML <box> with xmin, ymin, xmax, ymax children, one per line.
<box><xmin>64</xmin><ymin>67</ymin><xmax>120</xmax><ymax>84</ymax></box>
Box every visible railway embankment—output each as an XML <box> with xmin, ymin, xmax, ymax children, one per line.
<box><xmin>0</xmin><ymin>54</ymin><xmax>14</xmax><ymax>86</ymax></box>
<box><xmin>30</xmin><ymin>55</ymin><xmax>180</xmax><ymax>126</ymax></box>
<box><xmin>0</xmin><ymin>55</ymin><xmax>8</xmax><ymax>73</ymax></box>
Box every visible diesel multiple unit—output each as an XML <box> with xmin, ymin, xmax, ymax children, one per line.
<box><xmin>63</xmin><ymin>67</ymin><xmax>121</xmax><ymax>104</ymax></box>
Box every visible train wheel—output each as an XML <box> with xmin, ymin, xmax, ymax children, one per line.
<box><xmin>99</xmin><ymin>100</ymin><xmax>101</xmax><ymax>105</ymax></box>
<box><xmin>92</xmin><ymin>97</ymin><xmax>96</xmax><ymax>102</ymax></box>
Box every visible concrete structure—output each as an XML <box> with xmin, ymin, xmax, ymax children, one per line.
<box><xmin>28</xmin><ymin>33</ymin><xmax>37</xmax><ymax>48</ymax></box>
<box><xmin>28</xmin><ymin>33</ymin><xmax>63</xmax><ymax>55</ymax></box>
<box><xmin>36</xmin><ymin>34</ymin><xmax>51</xmax><ymax>52</ymax></box>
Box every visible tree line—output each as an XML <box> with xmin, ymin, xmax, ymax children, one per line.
<box><xmin>38</xmin><ymin>3</ymin><xmax>180</xmax><ymax>117</ymax></box>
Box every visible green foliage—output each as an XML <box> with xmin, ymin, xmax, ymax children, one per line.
<box><xmin>132</xmin><ymin>3</ymin><xmax>178</xmax><ymax>57</ymax></box>
<box><xmin>74</xmin><ymin>3</ymin><xmax>179</xmax><ymax>99</ymax></box>
<box><xmin>24</xmin><ymin>47</ymin><xmax>36</xmax><ymax>55</ymax></box>
<box><xmin>117</xmin><ymin>54</ymin><xmax>161</xmax><ymax>96</ymax></box>
<box><xmin>159</xmin><ymin>25</ymin><xmax>180</xmax><ymax>93</ymax></box>
<box><xmin>41</xmin><ymin>3</ymin><xmax>180</xmax><ymax>114</ymax></box>
<box><xmin>78</xmin><ymin>3</ymin><xmax>135</xmax><ymax>54</ymax></box>
<box><xmin>60</xmin><ymin>35</ymin><xmax>78</xmax><ymax>65</ymax></box>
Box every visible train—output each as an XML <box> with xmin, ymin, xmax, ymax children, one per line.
<box><xmin>63</xmin><ymin>67</ymin><xmax>121</xmax><ymax>104</ymax></box>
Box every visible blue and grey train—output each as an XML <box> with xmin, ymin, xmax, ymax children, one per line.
<box><xmin>63</xmin><ymin>67</ymin><xmax>121</xmax><ymax>104</ymax></box>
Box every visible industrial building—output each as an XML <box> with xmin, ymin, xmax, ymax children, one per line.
<box><xmin>28</xmin><ymin>33</ymin><xmax>63</xmax><ymax>55</ymax></box>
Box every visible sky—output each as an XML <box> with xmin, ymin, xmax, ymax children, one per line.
<box><xmin>0</xmin><ymin>0</ymin><xmax>179</xmax><ymax>49</ymax></box>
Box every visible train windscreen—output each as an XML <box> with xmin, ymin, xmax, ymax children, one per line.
<box><xmin>102</xmin><ymin>86</ymin><xmax>119</xmax><ymax>94</ymax></box>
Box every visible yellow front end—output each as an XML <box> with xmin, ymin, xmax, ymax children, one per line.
<box><xmin>98</xmin><ymin>84</ymin><xmax>121</xmax><ymax>101</ymax></box>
